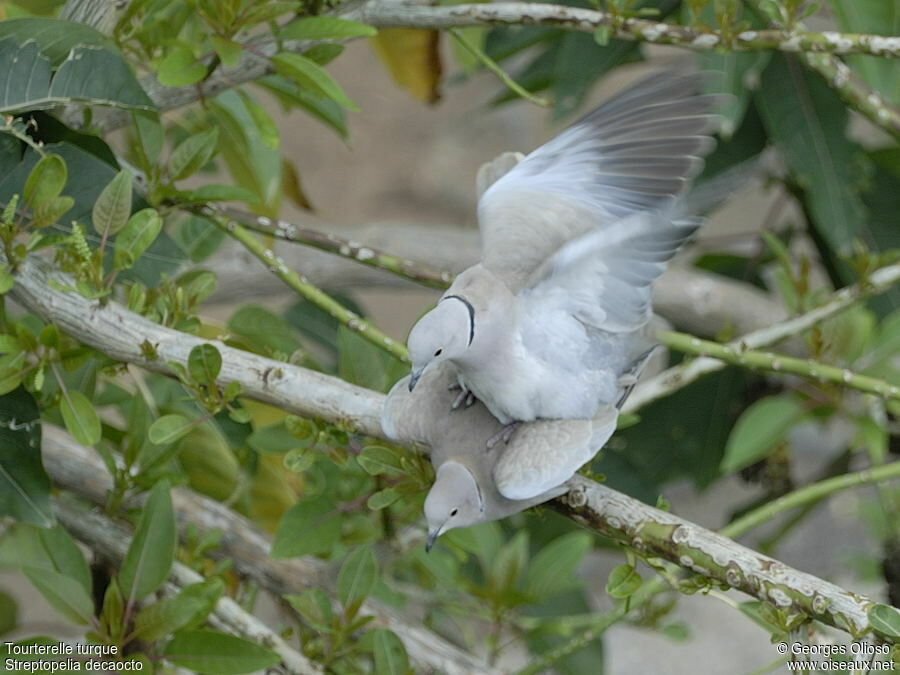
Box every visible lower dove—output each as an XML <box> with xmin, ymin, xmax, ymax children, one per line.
<box><xmin>382</xmin><ymin>363</ymin><xmax>622</xmax><ymax>549</ymax></box>
<box><xmin>406</xmin><ymin>69</ymin><xmax>724</xmax><ymax>436</ymax></box>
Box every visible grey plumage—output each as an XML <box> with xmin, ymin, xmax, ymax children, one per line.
<box><xmin>407</xmin><ymin>69</ymin><xmax>728</xmax><ymax>427</ymax></box>
<box><xmin>382</xmin><ymin>363</ymin><xmax>618</xmax><ymax>546</ymax></box>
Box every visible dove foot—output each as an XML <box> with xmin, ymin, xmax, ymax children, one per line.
<box><xmin>486</xmin><ymin>421</ymin><xmax>521</xmax><ymax>449</ymax></box>
<box><xmin>449</xmin><ymin>383</ymin><xmax>477</xmax><ymax>410</ymax></box>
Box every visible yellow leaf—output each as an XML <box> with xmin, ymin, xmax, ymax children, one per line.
<box><xmin>370</xmin><ymin>29</ymin><xmax>442</xmax><ymax>104</ymax></box>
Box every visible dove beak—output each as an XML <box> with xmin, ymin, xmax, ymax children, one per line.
<box><xmin>425</xmin><ymin>527</ymin><xmax>441</xmax><ymax>553</ymax></box>
<box><xmin>408</xmin><ymin>370</ymin><xmax>422</xmax><ymax>392</ymax></box>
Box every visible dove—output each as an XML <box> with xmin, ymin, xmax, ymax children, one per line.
<box><xmin>406</xmin><ymin>70</ymin><xmax>724</xmax><ymax>432</ymax></box>
<box><xmin>382</xmin><ymin>362</ymin><xmax>621</xmax><ymax>549</ymax></box>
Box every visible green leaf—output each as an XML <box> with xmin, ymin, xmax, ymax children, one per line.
<box><xmin>59</xmin><ymin>389</ymin><xmax>101</xmax><ymax>446</ymax></box>
<box><xmin>280</xmin><ymin>16</ymin><xmax>377</xmax><ymax>40</ymax></box>
<box><xmin>757</xmin><ymin>55</ymin><xmax>868</xmax><ymax>263</ymax></box>
<box><xmin>148</xmin><ymin>414</ymin><xmax>193</xmax><ymax>445</ymax></box>
<box><xmin>156</xmin><ymin>44</ymin><xmax>207</xmax><ymax>87</ymax></box>
<box><xmin>134</xmin><ymin>579</ymin><xmax>224</xmax><ymax>642</ymax></box>
<box><xmin>524</xmin><ymin>532</ymin><xmax>592</xmax><ymax>600</ymax></box>
<box><xmin>227</xmin><ymin>305</ymin><xmax>301</xmax><ymax>357</ymax></box>
<box><xmin>188</xmin><ymin>343</ymin><xmax>222</xmax><ymax>383</ymax></box>
<box><xmin>488</xmin><ymin>531</ymin><xmax>529</xmax><ymax>593</ymax></box>
<box><xmin>0</xmin><ymin>18</ymin><xmax>117</xmax><ymax>66</ymax></box>
<box><xmin>337</xmin><ymin>547</ymin><xmax>378</xmax><ymax>615</ymax></box>
<box><xmin>169</xmin><ymin>127</ymin><xmax>220</xmax><ymax>181</ymax></box>
<box><xmin>163</xmin><ymin>630</ymin><xmax>280</xmax><ymax>674</ymax></box>
<box><xmin>367</xmin><ymin>488</ymin><xmax>400</xmax><ymax>510</ymax></box>
<box><xmin>184</xmin><ymin>184</ymin><xmax>257</xmax><ymax>203</ymax></box>
<box><xmin>357</xmin><ymin>445</ymin><xmax>405</xmax><ymax>476</ymax></box>
<box><xmin>366</xmin><ymin>629</ymin><xmax>410</xmax><ymax>675</ymax></box>
<box><xmin>248</xmin><ymin>422</ymin><xmax>306</xmax><ymax>455</ymax></box>
<box><xmin>92</xmin><ymin>169</ymin><xmax>133</xmax><ymax>238</ymax></box>
<box><xmin>172</xmin><ymin>215</ymin><xmax>226</xmax><ymax>262</ymax></box>
<box><xmin>869</xmin><ymin>603</ymin><xmax>900</xmax><ymax>639</ymax></box>
<box><xmin>119</xmin><ymin>482</ymin><xmax>176</xmax><ymax>601</ymax></box>
<box><xmin>257</xmin><ymin>75</ymin><xmax>347</xmax><ymax>139</ymax></box>
<box><xmin>271</xmin><ymin>52</ymin><xmax>359</xmax><ymax>110</ymax></box>
<box><xmin>606</xmin><ymin>564</ymin><xmax>642</xmax><ymax>599</ymax></box>
<box><xmin>283</xmin><ymin>446</ymin><xmax>315</xmax><ymax>473</ymax></box>
<box><xmin>0</xmin><ymin>39</ymin><xmax>153</xmax><ymax>113</ymax></box>
<box><xmin>0</xmin><ymin>388</ymin><xmax>53</xmax><ymax>526</ymax></box>
<box><xmin>114</xmin><ymin>208</ymin><xmax>162</xmax><ymax>270</ymax></box>
<box><xmin>132</xmin><ymin>111</ymin><xmax>164</xmax><ymax>167</ymax></box>
<box><xmin>0</xmin><ymin>590</ymin><xmax>17</xmax><ymax>636</ymax></box>
<box><xmin>237</xmin><ymin>90</ymin><xmax>279</xmax><ymax>150</ymax></box>
<box><xmin>283</xmin><ymin>589</ymin><xmax>332</xmax><ymax>632</ymax></box>
<box><xmin>271</xmin><ymin>496</ymin><xmax>340</xmax><ymax>558</ymax></box>
<box><xmin>99</xmin><ymin>578</ymin><xmax>124</xmax><ymax>640</ymax></box>
<box><xmin>24</xmin><ymin>568</ymin><xmax>93</xmax><ymax>624</ymax></box>
<box><xmin>211</xmin><ymin>35</ymin><xmax>242</xmax><ymax>68</ymax></box>
<box><xmin>0</xmin><ymin>267</ymin><xmax>13</xmax><ymax>295</ymax></box>
<box><xmin>721</xmin><ymin>394</ymin><xmax>807</xmax><ymax>474</ymax></box>
<box><xmin>338</xmin><ymin>325</ymin><xmax>406</xmax><ymax>393</ymax></box>
<box><xmin>31</xmin><ymin>195</ymin><xmax>74</xmax><ymax>229</ymax></box>
<box><xmin>23</xmin><ymin>153</ymin><xmax>66</xmax><ymax>209</ymax></box>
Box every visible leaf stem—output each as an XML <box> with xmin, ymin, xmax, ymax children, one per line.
<box><xmin>658</xmin><ymin>330</ymin><xmax>900</xmax><ymax>401</ymax></box>
<box><xmin>207</xmin><ymin>209</ymin><xmax>411</xmax><ymax>364</ymax></box>
<box><xmin>721</xmin><ymin>460</ymin><xmax>900</xmax><ymax>539</ymax></box>
<box><xmin>448</xmin><ymin>28</ymin><xmax>552</xmax><ymax>108</ymax></box>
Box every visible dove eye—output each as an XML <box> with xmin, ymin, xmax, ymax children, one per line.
<box><xmin>434</xmin><ymin>349</ymin><xmax>442</xmax><ymax>356</ymax></box>
<box><xmin>450</xmin><ymin>508</ymin><xmax>458</xmax><ymax>517</ymax></box>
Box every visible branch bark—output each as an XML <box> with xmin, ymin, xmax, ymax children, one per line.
<box><xmin>69</xmin><ymin>0</ymin><xmax>900</xmax><ymax>135</ymax></box>
<box><xmin>53</xmin><ymin>494</ymin><xmax>322</xmax><ymax>675</ymax></box>
<box><xmin>42</xmin><ymin>426</ymin><xmax>502</xmax><ymax>675</ymax></box>
<box><xmin>205</xmin><ymin>220</ymin><xmax>790</xmax><ymax>343</ymax></box>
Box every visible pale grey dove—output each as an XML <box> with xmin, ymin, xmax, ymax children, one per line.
<box><xmin>381</xmin><ymin>363</ymin><xmax>619</xmax><ymax>549</ymax></box>
<box><xmin>406</xmin><ymin>69</ymin><xmax>724</xmax><ymax>435</ymax></box>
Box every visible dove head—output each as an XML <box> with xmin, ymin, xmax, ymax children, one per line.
<box><xmin>424</xmin><ymin>461</ymin><xmax>483</xmax><ymax>551</ymax></box>
<box><xmin>407</xmin><ymin>296</ymin><xmax>475</xmax><ymax>392</ymax></box>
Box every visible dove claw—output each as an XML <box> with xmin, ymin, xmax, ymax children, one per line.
<box><xmin>450</xmin><ymin>385</ymin><xmax>477</xmax><ymax>410</ymax></box>
<box><xmin>486</xmin><ymin>421</ymin><xmax>521</xmax><ymax>449</ymax></box>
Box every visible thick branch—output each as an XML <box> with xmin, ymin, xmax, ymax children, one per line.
<box><xmin>42</xmin><ymin>426</ymin><xmax>501</xmax><ymax>675</ymax></box>
<box><xmin>10</xmin><ymin>255</ymin><xmax>384</xmax><ymax>436</ymax></box>
<box><xmin>552</xmin><ymin>476</ymin><xmax>881</xmax><ymax>638</ymax></box>
<box><xmin>354</xmin><ymin>2</ymin><xmax>900</xmax><ymax>57</ymax></box>
<box><xmin>53</xmin><ymin>496</ymin><xmax>321</xmax><ymax>675</ymax></box>
<box><xmin>71</xmin><ymin>1</ymin><xmax>900</xmax><ymax>133</ymax></box>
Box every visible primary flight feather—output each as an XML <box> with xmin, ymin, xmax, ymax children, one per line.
<box><xmin>407</xmin><ymin>69</ymin><xmax>722</xmax><ymax>428</ymax></box>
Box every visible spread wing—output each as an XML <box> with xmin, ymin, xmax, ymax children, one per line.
<box><xmin>520</xmin><ymin>209</ymin><xmax>701</xmax><ymax>333</ymax></box>
<box><xmin>494</xmin><ymin>405</ymin><xmax>618</xmax><ymax>500</ymax></box>
<box><xmin>477</xmin><ymin>70</ymin><xmax>719</xmax><ymax>291</ymax></box>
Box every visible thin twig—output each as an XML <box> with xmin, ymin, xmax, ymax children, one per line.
<box><xmin>658</xmin><ymin>330</ymin><xmax>900</xmax><ymax>401</ymax></box>
<box><xmin>210</xmin><ymin>205</ymin><xmax>454</xmax><ymax>290</ymax></box>
<box><xmin>722</xmin><ymin>461</ymin><xmax>900</xmax><ymax>540</ymax></box>
<box><xmin>625</xmin><ymin>262</ymin><xmax>900</xmax><ymax>414</ymax></box>
<box><xmin>205</xmin><ymin>208</ymin><xmax>410</xmax><ymax>364</ymax></box>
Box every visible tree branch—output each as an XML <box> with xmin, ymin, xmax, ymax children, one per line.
<box><xmin>353</xmin><ymin>2</ymin><xmax>900</xmax><ymax>57</ymax></box>
<box><xmin>52</xmin><ymin>495</ymin><xmax>322</xmax><ymax>675</ymax></box>
<box><xmin>42</xmin><ymin>426</ymin><xmax>502</xmax><ymax>675</ymax></box>
<box><xmin>552</xmin><ymin>475</ymin><xmax>882</xmax><ymax>639</ymax></box>
<box><xmin>69</xmin><ymin>0</ymin><xmax>900</xmax><ymax>133</ymax></box>
<box><xmin>624</xmin><ymin>263</ymin><xmax>900</xmax><ymax>414</ymax></box>
<box><xmin>659</xmin><ymin>329</ymin><xmax>900</xmax><ymax>401</ymax></box>
<box><xmin>204</xmin><ymin>220</ymin><xmax>790</xmax><ymax>344</ymax></box>
<box><xmin>205</xmin><ymin>209</ymin><xmax>410</xmax><ymax>363</ymax></box>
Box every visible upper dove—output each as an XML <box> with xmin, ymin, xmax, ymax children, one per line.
<box><xmin>406</xmin><ymin>69</ymin><xmax>722</xmax><ymax>432</ymax></box>
<box><xmin>382</xmin><ymin>362</ymin><xmax>619</xmax><ymax>548</ymax></box>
